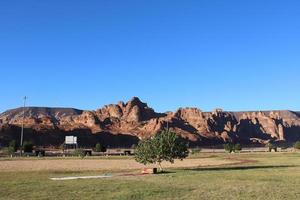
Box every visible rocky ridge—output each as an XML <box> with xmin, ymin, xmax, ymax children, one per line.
<box><xmin>1</xmin><ymin>97</ymin><xmax>300</xmax><ymax>147</ymax></box>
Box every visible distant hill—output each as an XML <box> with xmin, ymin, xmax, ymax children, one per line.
<box><xmin>1</xmin><ymin>97</ymin><xmax>300</xmax><ymax>147</ymax></box>
<box><xmin>0</xmin><ymin>107</ymin><xmax>83</xmax><ymax>121</ymax></box>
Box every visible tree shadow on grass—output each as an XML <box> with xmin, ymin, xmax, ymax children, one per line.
<box><xmin>158</xmin><ymin>171</ymin><xmax>176</xmax><ymax>174</ymax></box>
<box><xmin>184</xmin><ymin>165</ymin><xmax>298</xmax><ymax>172</ymax></box>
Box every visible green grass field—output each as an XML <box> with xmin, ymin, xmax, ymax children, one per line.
<box><xmin>1</xmin><ymin>153</ymin><xmax>300</xmax><ymax>200</ymax></box>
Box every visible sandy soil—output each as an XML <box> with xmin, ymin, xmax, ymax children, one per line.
<box><xmin>0</xmin><ymin>157</ymin><xmax>237</xmax><ymax>172</ymax></box>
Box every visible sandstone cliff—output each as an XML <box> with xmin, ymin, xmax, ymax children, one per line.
<box><xmin>0</xmin><ymin>97</ymin><xmax>300</xmax><ymax>147</ymax></box>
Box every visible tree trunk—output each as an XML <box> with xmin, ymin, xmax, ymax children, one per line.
<box><xmin>157</xmin><ymin>162</ymin><xmax>163</xmax><ymax>172</ymax></box>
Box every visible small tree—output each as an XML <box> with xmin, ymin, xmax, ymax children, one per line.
<box><xmin>8</xmin><ymin>140</ymin><xmax>18</xmax><ymax>156</ymax></box>
<box><xmin>95</xmin><ymin>143</ymin><xmax>102</xmax><ymax>152</ymax></box>
<box><xmin>234</xmin><ymin>143</ymin><xmax>242</xmax><ymax>152</ymax></box>
<box><xmin>23</xmin><ymin>141</ymin><xmax>34</xmax><ymax>153</ymax></box>
<box><xmin>134</xmin><ymin>130</ymin><xmax>189</xmax><ymax>171</ymax></box>
<box><xmin>94</xmin><ymin>143</ymin><xmax>106</xmax><ymax>153</ymax></box>
<box><xmin>224</xmin><ymin>143</ymin><xmax>234</xmax><ymax>153</ymax></box>
<box><xmin>266</xmin><ymin>142</ymin><xmax>277</xmax><ymax>152</ymax></box>
<box><xmin>294</xmin><ymin>141</ymin><xmax>300</xmax><ymax>150</ymax></box>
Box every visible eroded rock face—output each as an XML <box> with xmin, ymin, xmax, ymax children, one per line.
<box><xmin>1</xmin><ymin>97</ymin><xmax>300</xmax><ymax>147</ymax></box>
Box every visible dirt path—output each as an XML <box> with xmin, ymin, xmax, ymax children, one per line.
<box><xmin>0</xmin><ymin>157</ymin><xmax>237</xmax><ymax>172</ymax></box>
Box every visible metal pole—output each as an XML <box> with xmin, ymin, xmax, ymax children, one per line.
<box><xmin>20</xmin><ymin>96</ymin><xmax>27</xmax><ymax>156</ymax></box>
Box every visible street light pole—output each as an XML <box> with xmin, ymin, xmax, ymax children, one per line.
<box><xmin>20</xmin><ymin>96</ymin><xmax>27</xmax><ymax>156</ymax></box>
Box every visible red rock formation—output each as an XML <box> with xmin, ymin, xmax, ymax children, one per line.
<box><xmin>1</xmin><ymin>97</ymin><xmax>300</xmax><ymax>147</ymax></box>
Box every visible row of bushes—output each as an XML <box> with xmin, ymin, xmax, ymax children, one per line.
<box><xmin>4</xmin><ymin>140</ymin><xmax>300</xmax><ymax>156</ymax></box>
<box><xmin>4</xmin><ymin>141</ymin><xmax>107</xmax><ymax>158</ymax></box>
<box><xmin>6</xmin><ymin>141</ymin><xmax>107</xmax><ymax>154</ymax></box>
<box><xmin>264</xmin><ymin>141</ymin><xmax>300</xmax><ymax>152</ymax></box>
<box><xmin>7</xmin><ymin>140</ymin><xmax>34</xmax><ymax>154</ymax></box>
<box><xmin>223</xmin><ymin>141</ymin><xmax>300</xmax><ymax>153</ymax></box>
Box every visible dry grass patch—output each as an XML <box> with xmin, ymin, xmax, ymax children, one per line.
<box><xmin>0</xmin><ymin>157</ymin><xmax>236</xmax><ymax>172</ymax></box>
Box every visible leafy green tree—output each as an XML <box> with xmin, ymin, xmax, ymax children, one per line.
<box><xmin>294</xmin><ymin>141</ymin><xmax>300</xmax><ymax>150</ymax></box>
<box><xmin>134</xmin><ymin>130</ymin><xmax>189</xmax><ymax>171</ymax></box>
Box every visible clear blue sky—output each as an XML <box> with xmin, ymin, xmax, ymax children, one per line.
<box><xmin>0</xmin><ymin>0</ymin><xmax>299</xmax><ymax>113</ymax></box>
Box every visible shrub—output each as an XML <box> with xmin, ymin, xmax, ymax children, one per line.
<box><xmin>224</xmin><ymin>143</ymin><xmax>234</xmax><ymax>153</ymax></box>
<box><xmin>234</xmin><ymin>143</ymin><xmax>242</xmax><ymax>152</ymax></box>
<box><xmin>95</xmin><ymin>143</ymin><xmax>107</xmax><ymax>152</ymax></box>
<box><xmin>266</xmin><ymin>142</ymin><xmax>277</xmax><ymax>152</ymax></box>
<box><xmin>294</xmin><ymin>141</ymin><xmax>300</xmax><ymax>150</ymax></box>
<box><xmin>191</xmin><ymin>147</ymin><xmax>202</xmax><ymax>155</ymax></box>
<box><xmin>60</xmin><ymin>143</ymin><xmax>65</xmax><ymax>150</ymax></box>
<box><xmin>37</xmin><ymin>151</ymin><xmax>45</xmax><ymax>157</ymax></box>
<box><xmin>23</xmin><ymin>141</ymin><xmax>34</xmax><ymax>153</ymax></box>
<box><xmin>8</xmin><ymin>140</ymin><xmax>18</xmax><ymax>155</ymax></box>
<box><xmin>280</xmin><ymin>144</ymin><xmax>289</xmax><ymax>150</ymax></box>
<box><xmin>95</xmin><ymin>143</ymin><xmax>102</xmax><ymax>152</ymax></box>
<box><xmin>73</xmin><ymin>149</ymin><xmax>85</xmax><ymax>158</ymax></box>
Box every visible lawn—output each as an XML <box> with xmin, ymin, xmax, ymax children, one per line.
<box><xmin>1</xmin><ymin>153</ymin><xmax>300</xmax><ymax>200</ymax></box>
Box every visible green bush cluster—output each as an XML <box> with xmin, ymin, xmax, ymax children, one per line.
<box><xmin>224</xmin><ymin>143</ymin><xmax>242</xmax><ymax>153</ymax></box>
<box><xmin>266</xmin><ymin>142</ymin><xmax>277</xmax><ymax>152</ymax></box>
<box><xmin>23</xmin><ymin>141</ymin><xmax>34</xmax><ymax>153</ymax></box>
<box><xmin>95</xmin><ymin>143</ymin><xmax>107</xmax><ymax>152</ymax></box>
<box><xmin>294</xmin><ymin>141</ymin><xmax>300</xmax><ymax>150</ymax></box>
<box><xmin>234</xmin><ymin>143</ymin><xmax>242</xmax><ymax>152</ymax></box>
<box><xmin>8</xmin><ymin>140</ymin><xmax>18</xmax><ymax>155</ymax></box>
<box><xmin>191</xmin><ymin>147</ymin><xmax>202</xmax><ymax>155</ymax></box>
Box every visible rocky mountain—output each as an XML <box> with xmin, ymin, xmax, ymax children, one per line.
<box><xmin>1</xmin><ymin>97</ymin><xmax>300</xmax><ymax>147</ymax></box>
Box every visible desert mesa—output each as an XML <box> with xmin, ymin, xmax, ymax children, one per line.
<box><xmin>0</xmin><ymin>97</ymin><xmax>300</xmax><ymax>147</ymax></box>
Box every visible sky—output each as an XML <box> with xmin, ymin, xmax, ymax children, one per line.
<box><xmin>0</xmin><ymin>0</ymin><xmax>299</xmax><ymax>113</ymax></box>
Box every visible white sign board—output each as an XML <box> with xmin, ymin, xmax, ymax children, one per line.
<box><xmin>65</xmin><ymin>136</ymin><xmax>77</xmax><ymax>144</ymax></box>
<box><xmin>74</xmin><ymin>136</ymin><xmax>77</xmax><ymax>144</ymax></box>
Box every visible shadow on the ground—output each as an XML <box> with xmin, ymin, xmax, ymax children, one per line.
<box><xmin>184</xmin><ymin>165</ymin><xmax>298</xmax><ymax>172</ymax></box>
<box><xmin>158</xmin><ymin>171</ymin><xmax>176</xmax><ymax>174</ymax></box>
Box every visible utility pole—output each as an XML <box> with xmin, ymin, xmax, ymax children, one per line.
<box><xmin>20</xmin><ymin>96</ymin><xmax>27</xmax><ymax>156</ymax></box>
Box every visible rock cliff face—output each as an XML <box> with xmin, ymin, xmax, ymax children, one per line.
<box><xmin>0</xmin><ymin>97</ymin><xmax>300</xmax><ymax>147</ymax></box>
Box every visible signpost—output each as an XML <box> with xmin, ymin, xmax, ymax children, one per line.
<box><xmin>65</xmin><ymin>136</ymin><xmax>77</xmax><ymax>145</ymax></box>
<box><xmin>65</xmin><ymin>136</ymin><xmax>78</xmax><ymax>149</ymax></box>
